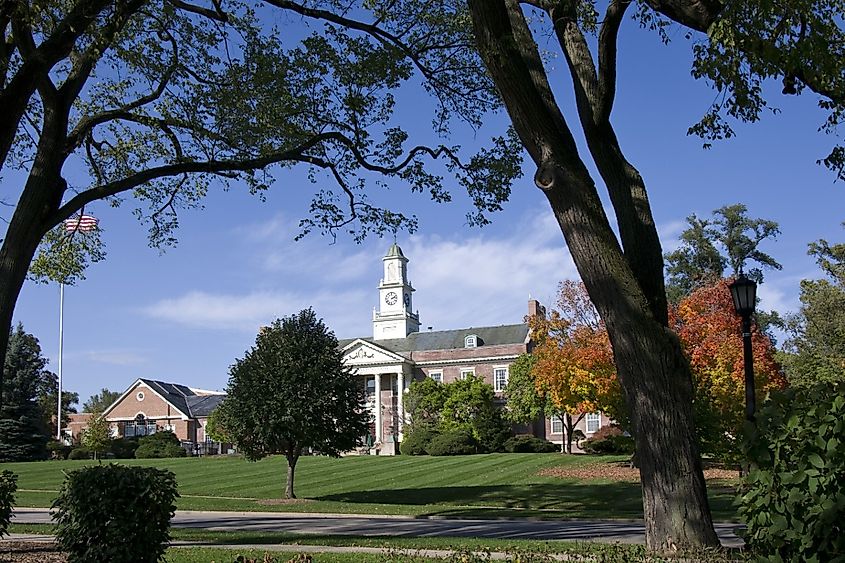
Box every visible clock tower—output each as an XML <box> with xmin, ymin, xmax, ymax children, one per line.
<box><xmin>373</xmin><ymin>243</ymin><xmax>420</xmax><ymax>340</ymax></box>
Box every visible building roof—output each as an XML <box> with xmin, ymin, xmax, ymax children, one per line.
<box><xmin>339</xmin><ymin>323</ymin><xmax>529</xmax><ymax>353</ymax></box>
<box><xmin>139</xmin><ymin>378</ymin><xmax>225</xmax><ymax>418</ymax></box>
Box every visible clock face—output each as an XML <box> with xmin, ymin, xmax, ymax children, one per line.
<box><xmin>385</xmin><ymin>291</ymin><xmax>398</xmax><ymax>305</ymax></box>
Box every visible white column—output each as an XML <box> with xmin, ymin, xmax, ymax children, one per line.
<box><xmin>374</xmin><ymin>373</ymin><xmax>382</xmax><ymax>444</ymax></box>
<box><xmin>397</xmin><ymin>371</ymin><xmax>405</xmax><ymax>441</ymax></box>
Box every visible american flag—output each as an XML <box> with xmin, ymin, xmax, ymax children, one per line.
<box><xmin>64</xmin><ymin>214</ymin><xmax>98</xmax><ymax>233</ymax></box>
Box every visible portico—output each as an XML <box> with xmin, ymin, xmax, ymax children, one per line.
<box><xmin>342</xmin><ymin>339</ymin><xmax>413</xmax><ymax>455</ymax></box>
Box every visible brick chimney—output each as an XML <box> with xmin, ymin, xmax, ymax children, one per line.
<box><xmin>527</xmin><ymin>299</ymin><xmax>546</xmax><ymax>319</ymax></box>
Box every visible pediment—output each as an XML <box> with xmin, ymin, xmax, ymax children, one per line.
<box><xmin>342</xmin><ymin>339</ymin><xmax>406</xmax><ymax>365</ymax></box>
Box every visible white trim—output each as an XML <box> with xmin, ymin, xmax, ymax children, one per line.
<box><xmin>493</xmin><ymin>365</ymin><xmax>509</xmax><ymax>392</ymax></box>
<box><xmin>586</xmin><ymin>412</ymin><xmax>601</xmax><ymax>434</ymax></box>
<box><xmin>459</xmin><ymin>367</ymin><xmax>474</xmax><ymax>380</ymax></box>
<box><xmin>428</xmin><ymin>370</ymin><xmax>443</xmax><ymax>383</ymax></box>
<box><xmin>414</xmin><ymin>355</ymin><xmax>519</xmax><ymax>366</ymax></box>
<box><xmin>464</xmin><ymin>334</ymin><xmax>477</xmax><ymax>348</ymax></box>
<box><xmin>341</xmin><ymin>338</ymin><xmax>408</xmax><ymax>363</ymax></box>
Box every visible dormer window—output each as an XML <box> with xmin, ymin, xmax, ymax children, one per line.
<box><xmin>465</xmin><ymin>334</ymin><xmax>477</xmax><ymax>348</ymax></box>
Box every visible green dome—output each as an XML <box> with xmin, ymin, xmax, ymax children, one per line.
<box><xmin>385</xmin><ymin>243</ymin><xmax>405</xmax><ymax>258</ymax></box>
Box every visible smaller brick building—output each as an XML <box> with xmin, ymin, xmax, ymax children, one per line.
<box><xmin>97</xmin><ymin>378</ymin><xmax>226</xmax><ymax>454</ymax></box>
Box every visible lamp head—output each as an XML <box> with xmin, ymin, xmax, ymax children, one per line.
<box><xmin>729</xmin><ymin>273</ymin><xmax>757</xmax><ymax>318</ymax></box>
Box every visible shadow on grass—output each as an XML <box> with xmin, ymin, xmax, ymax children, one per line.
<box><xmin>314</xmin><ymin>482</ymin><xmax>739</xmax><ymax>521</ymax></box>
<box><xmin>316</xmin><ymin>483</ymin><xmax>645</xmax><ymax>519</ymax></box>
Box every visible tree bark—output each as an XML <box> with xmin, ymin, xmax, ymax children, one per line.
<box><xmin>285</xmin><ymin>453</ymin><xmax>299</xmax><ymax>499</ymax></box>
<box><xmin>467</xmin><ymin>0</ymin><xmax>719</xmax><ymax>551</ymax></box>
<box><xmin>563</xmin><ymin>412</ymin><xmax>573</xmax><ymax>454</ymax></box>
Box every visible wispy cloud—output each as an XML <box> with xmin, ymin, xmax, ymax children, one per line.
<box><xmin>148</xmin><ymin>210</ymin><xmax>579</xmax><ymax>337</ymax></box>
<box><xmin>79</xmin><ymin>350</ymin><xmax>147</xmax><ymax>366</ymax></box>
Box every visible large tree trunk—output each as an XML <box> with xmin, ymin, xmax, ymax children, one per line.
<box><xmin>468</xmin><ymin>0</ymin><xmax>719</xmax><ymax>551</ymax></box>
<box><xmin>563</xmin><ymin>412</ymin><xmax>573</xmax><ymax>454</ymax></box>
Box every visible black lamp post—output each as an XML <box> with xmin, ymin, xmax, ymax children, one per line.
<box><xmin>729</xmin><ymin>273</ymin><xmax>758</xmax><ymax>423</ymax></box>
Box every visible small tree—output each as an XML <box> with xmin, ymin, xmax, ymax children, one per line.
<box><xmin>220</xmin><ymin>309</ymin><xmax>368</xmax><ymax>499</ymax></box>
<box><xmin>83</xmin><ymin>389</ymin><xmax>120</xmax><ymax>414</ymax></box>
<box><xmin>81</xmin><ymin>414</ymin><xmax>110</xmax><ymax>461</ymax></box>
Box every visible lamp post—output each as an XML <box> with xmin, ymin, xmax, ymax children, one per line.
<box><xmin>729</xmin><ymin>273</ymin><xmax>758</xmax><ymax>423</ymax></box>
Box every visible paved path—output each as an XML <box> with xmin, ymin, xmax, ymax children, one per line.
<box><xmin>12</xmin><ymin>508</ymin><xmax>744</xmax><ymax>547</ymax></box>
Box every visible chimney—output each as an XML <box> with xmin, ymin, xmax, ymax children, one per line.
<box><xmin>528</xmin><ymin>299</ymin><xmax>545</xmax><ymax>319</ymax></box>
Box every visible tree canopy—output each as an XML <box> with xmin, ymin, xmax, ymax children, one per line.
<box><xmin>217</xmin><ymin>308</ymin><xmax>368</xmax><ymax>498</ymax></box>
<box><xmin>83</xmin><ymin>388</ymin><xmax>120</xmax><ymax>414</ymax></box>
<box><xmin>782</xmin><ymin>231</ymin><xmax>845</xmax><ymax>386</ymax></box>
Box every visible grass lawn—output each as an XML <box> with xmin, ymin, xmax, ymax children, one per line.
<box><xmin>3</xmin><ymin>453</ymin><xmax>739</xmax><ymax>520</ymax></box>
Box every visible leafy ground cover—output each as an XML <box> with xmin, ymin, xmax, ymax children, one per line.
<box><xmin>3</xmin><ymin>453</ymin><xmax>738</xmax><ymax>520</ymax></box>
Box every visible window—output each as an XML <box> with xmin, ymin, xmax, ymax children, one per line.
<box><xmin>459</xmin><ymin>368</ymin><xmax>474</xmax><ymax>380</ymax></box>
<box><xmin>464</xmin><ymin>334</ymin><xmax>477</xmax><ymax>348</ymax></box>
<box><xmin>551</xmin><ymin>416</ymin><xmax>563</xmax><ymax>434</ymax></box>
<box><xmin>365</xmin><ymin>377</ymin><xmax>376</xmax><ymax>397</ymax></box>
<box><xmin>429</xmin><ymin>371</ymin><xmax>443</xmax><ymax>383</ymax></box>
<box><xmin>494</xmin><ymin>366</ymin><xmax>509</xmax><ymax>392</ymax></box>
<box><xmin>136</xmin><ymin>391</ymin><xmax>145</xmax><ymax>401</ymax></box>
<box><xmin>586</xmin><ymin>413</ymin><xmax>601</xmax><ymax>433</ymax></box>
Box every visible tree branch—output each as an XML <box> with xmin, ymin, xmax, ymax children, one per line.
<box><xmin>167</xmin><ymin>0</ymin><xmax>229</xmax><ymax>22</ymax></box>
<box><xmin>596</xmin><ymin>0</ymin><xmax>630</xmax><ymax>122</ymax></box>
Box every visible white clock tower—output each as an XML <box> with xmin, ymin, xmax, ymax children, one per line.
<box><xmin>373</xmin><ymin>243</ymin><xmax>420</xmax><ymax>340</ymax></box>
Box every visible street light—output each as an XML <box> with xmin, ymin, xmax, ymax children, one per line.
<box><xmin>729</xmin><ymin>273</ymin><xmax>757</xmax><ymax>423</ymax></box>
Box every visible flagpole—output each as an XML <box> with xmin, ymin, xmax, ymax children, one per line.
<box><xmin>57</xmin><ymin>281</ymin><xmax>64</xmax><ymax>441</ymax></box>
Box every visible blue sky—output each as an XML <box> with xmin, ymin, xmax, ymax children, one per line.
<box><xmin>8</xmin><ymin>13</ymin><xmax>845</xmax><ymax>407</ymax></box>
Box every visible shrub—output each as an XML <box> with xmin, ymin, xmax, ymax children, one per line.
<box><xmin>135</xmin><ymin>431</ymin><xmax>187</xmax><ymax>459</ymax></box>
<box><xmin>46</xmin><ymin>440</ymin><xmax>72</xmax><ymax>460</ymax></box>
<box><xmin>739</xmin><ymin>382</ymin><xmax>845</xmax><ymax>562</ymax></box>
<box><xmin>472</xmin><ymin>410</ymin><xmax>512</xmax><ymax>453</ymax></box>
<box><xmin>504</xmin><ymin>435</ymin><xmax>557</xmax><ymax>453</ymax></box>
<box><xmin>581</xmin><ymin>426</ymin><xmax>635</xmax><ymax>455</ymax></box>
<box><xmin>0</xmin><ymin>470</ymin><xmax>16</xmax><ymax>538</ymax></box>
<box><xmin>110</xmin><ymin>438</ymin><xmax>139</xmax><ymax>459</ymax></box>
<box><xmin>52</xmin><ymin>464</ymin><xmax>179</xmax><ymax>563</ymax></box>
<box><xmin>67</xmin><ymin>447</ymin><xmax>91</xmax><ymax>460</ymax></box>
<box><xmin>400</xmin><ymin>426</ymin><xmax>439</xmax><ymax>456</ymax></box>
<box><xmin>427</xmin><ymin>429</ymin><xmax>477</xmax><ymax>456</ymax></box>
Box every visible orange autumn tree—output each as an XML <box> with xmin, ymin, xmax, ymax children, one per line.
<box><xmin>672</xmin><ymin>279</ymin><xmax>786</xmax><ymax>460</ymax></box>
<box><xmin>527</xmin><ymin>281</ymin><xmax>624</xmax><ymax>454</ymax></box>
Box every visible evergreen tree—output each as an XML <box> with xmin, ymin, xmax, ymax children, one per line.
<box><xmin>0</xmin><ymin>325</ymin><xmax>49</xmax><ymax>461</ymax></box>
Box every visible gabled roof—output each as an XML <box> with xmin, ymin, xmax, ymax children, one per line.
<box><xmin>103</xmin><ymin>378</ymin><xmax>226</xmax><ymax>420</ymax></box>
<box><xmin>338</xmin><ymin>323</ymin><xmax>529</xmax><ymax>353</ymax></box>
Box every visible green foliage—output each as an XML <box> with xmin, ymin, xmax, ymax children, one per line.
<box><xmin>782</xmin><ymin>231</ymin><xmax>845</xmax><ymax>387</ymax></box>
<box><xmin>665</xmin><ymin>204</ymin><xmax>781</xmax><ymax>301</ymax></box>
<box><xmin>503</xmin><ymin>354</ymin><xmax>546</xmax><ymax>424</ymax></box>
<box><xmin>739</xmin><ymin>382</ymin><xmax>845</xmax><ymax>562</ymax></box>
<box><xmin>67</xmin><ymin>447</ymin><xmax>90</xmax><ymax>460</ymax></box>
<box><xmin>205</xmin><ymin>407</ymin><xmax>232</xmax><ymax>444</ymax></box>
<box><xmin>427</xmin><ymin>429</ymin><xmax>477</xmax><ymax>456</ymax></box>
<box><xmin>135</xmin><ymin>431</ymin><xmax>187</xmax><ymax>459</ymax></box>
<box><xmin>109</xmin><ymin>438</ymin><xmax>139</xmax><ymax>459</ymax></box>
<box><xmin>503</xmin><ymin>435</ymin><xmax>557</xmax><ymax>453</ymax></box>
<box><xmin>219</xmin><ymin>309</ymin><xmax>368</xmax><ymax>497</ymax></box>
<box><xmin>52</xmin><ymin>464</ymin><xmax>179</xmax><ymax>563</ymax></box>
<box><xmin>0</xmin><ymin>470</ymin><xmax>16</xmax><ymax>538</ymax></box>
<box><xmin>46</xmin><ymin>439</ymin><xmax>72</xmax><ymax>460</ymax></box>
<box><xmin>440</xmin><ymin>375</ymin><xmax>511</xmax><ymax>453</ymax></box>
<box><xmin>400</xmin><ymin>426</ymin><xmax>439</xmax><ymax>456</ymax></box>
<box><xmin>82</xmin><ymin>414</ymin><xmax>111</xmax><ymax>460</ymax></box>
<box><xmin>82</xmin><ymin>388</ymin><xmax>121</xmax><ymax>414</ymax></box>
<box><xmin>582</xmin><ymin>427</ymin><xmax>636</xmax><ymax>455</ymax></box>
<box><xmin>404</xmin><ymin>377</ymin><xmax>449</xmax><ymax>428</ymax></box>
<box><xmin>0</xmin><ymin>324</ymin><xmax>49</xmax><ymax>461</ymax></box>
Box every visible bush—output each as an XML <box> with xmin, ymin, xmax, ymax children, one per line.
<box><xmin>135</xmin><ymin>431</ymin><xmax>187</xmax><ymax>459</ymax></box>
<box><xmin>427</xmin><ymin>429</ymin><xmax>477</xmax><ymax>456</ymax></box>
<box><xmin>400</xmin><ymin>426</ymin><xmax>439</xmax><ymax>456</ymax></box>
<box><xmin>0</xmin><ymin>470</ymin><xmax>16</xmax><ymax>538</ymax></box>
<box><xmin>739</xmin><ymin>382</ymin><xmax>845</xmax><ymax>562</ymax></box>
<box><xmin>110</xmin><ymin>437</ymin><xmax>139</xmax><ymax>459</ymax></box>
<box><xmin>52</xmin><ymin>464</ymin><xmax>179</xmax><ymax>563</ymax></box>
<box><xmin>67</xmin><ymin>447</ymin><xmax>91</xmax><ymax>460</ymax></box>
<box><xmin>504</xmin><ymin>435</ymin><xmax>557</xmax><ymax>453</ymax></box>
<box><xmin>472</xmin><ymin>411</ymin><xmax>512</xmax><ymax>453</ymax></box>
<box><xmin>582</xmin><ymin>426</ymin><xmax>635</xmax><ymax>455</ymax></box>
<box><xmin>47</xmin><ymin>440</ymin><xmax>72</xmax><ymax>460</ymax></box>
